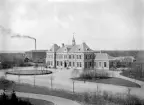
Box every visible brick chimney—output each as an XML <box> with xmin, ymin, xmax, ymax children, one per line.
<box><xmin>62</xmin><ymin>43</ymin><xmax>64</xmax><ymax>47</ymax></box>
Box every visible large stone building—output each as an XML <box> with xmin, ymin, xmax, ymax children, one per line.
<box><xmin>46</xmin><ymin>36</ymin><xmax>113</xmax><ymax>70</ymax></box>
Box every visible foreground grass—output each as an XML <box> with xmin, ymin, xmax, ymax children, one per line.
<box><xmin>21</xmin><ymin>98</ymin><xmax>54</xmax><ymax>105</ymax></box>
<box><xmin>76</xmin><ymin>70</ymin><xmax>140</xmax><ymax>88</ymax></box>
<box><xmin>10</xmin><ymin>83</ymin><xmax>144</xmax><ymax>105</ymax></box>
<box><xmin>72</xmin><ymin>77</ymin><xmax>140</xmax><ymax>88</ymax></box>
<box><xmin>1</xmin><ymin>77</ymin><xmax>144</xmax><ymax>105</ymax></box>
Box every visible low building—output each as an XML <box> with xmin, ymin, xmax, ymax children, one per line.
<box><xmin>94</xmin><ymin>53</ymin><xmax>115</xmax><ymax>70</ymax></box>
<box><xmin>25</xmin><ymin>50</ymin><xmax>47</xmax><ymax>63</ymax></box>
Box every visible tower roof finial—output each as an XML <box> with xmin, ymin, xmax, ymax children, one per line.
<box><xmin>72</xmin><ymin>32</ymin><xmax>76</xmax><ymax>46</ymax></box>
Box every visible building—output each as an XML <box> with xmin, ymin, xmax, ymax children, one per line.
<box><xmin>94</xmin><ymin>53</ymin><xmax>115</xmax><ymax>70</ymax></box>
<box><xmin>46</xmin><ymin>36</ymin><xmax>113</xmax><ymax>70</ymax></box>
<box><xmin>25</xmin><ymin>50</ymin><xmax>47</xmax><ymax>63</ymax></box>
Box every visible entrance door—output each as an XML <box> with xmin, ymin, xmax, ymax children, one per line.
<box><xmin>64</xmin><ymin>62</ymin><xmax>67</xmax><ymax>68</ymax></box>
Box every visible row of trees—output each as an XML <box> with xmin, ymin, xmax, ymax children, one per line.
<box><xmin>109</xmin><ymin>60</ymin><xmax>132</xmax><ymax>69</ymax></box>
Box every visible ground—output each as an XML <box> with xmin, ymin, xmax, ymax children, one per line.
<box><xmin>1</xmin><ymin>67</ymin><xmax>144</xmax><ymax>99</ymax></box>
<box><xmin>72</xmin><ymin>77</ymin><xmax>140</xmax><ymax>88</ymax></box>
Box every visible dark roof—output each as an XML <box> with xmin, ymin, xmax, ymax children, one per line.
<box><xmin>69</xmin><ymin>42</ymin><xmax>93</xmax><ymax>53</ymax></box>
<box><xmin>26</xmin><ymin>50</ymin><xmax>48</xmax><ymax>53</ymax></box>
<box><xmin>94</xmin><ymin>53</ymin><xmax>115</xmax><ymax>60</ymax></box>
<box><xmin>49</xmin><ymin>44</ymin><xmax>60</xmax><ymax>52</ymax></box>
<box><xmin>54</xmin><ymin>42</ymin><xmax>93</xmax><ymax>53</ymax></box>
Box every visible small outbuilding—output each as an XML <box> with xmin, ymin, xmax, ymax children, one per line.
<box><xmin>94</xmin><ymin>53</ymin><xmax>115</xmax><ymax>70</ymax></box>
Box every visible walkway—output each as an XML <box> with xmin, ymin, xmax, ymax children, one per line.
<box><xmin>0</xmin><ymin>90</ymin><xmax>81</xmax><ymax>105</ymax></box>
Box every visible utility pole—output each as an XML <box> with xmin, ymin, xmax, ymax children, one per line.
<box><xmin>72</xmin><ymin>80</ymin><xmax>75</xmax><ymax>93</ymax></box>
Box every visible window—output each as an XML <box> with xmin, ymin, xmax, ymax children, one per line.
<box><xmin>104</xmin><ymin>62</ymin><xmax>107</xmax><ymax>67</ymax></box>
<box><xmin>77</xmin><ymin>62</ymin><xmax>79</xmax><ymax>67</ymax></box>
<box><xmin>90</xmin><ymin>62</ymin><xmax>92</xmax><ymax>67</ymax></box>
<box><xmin>73</xmin><ymin>62</ymin><xmax>75</xmax><ymax>66</ymax></box>
<box><xmin>85</xmin><ymin>62</ymin><xmax>87</xmax><ymax>68</ymax></box>
<box><xmin>69</xmin><ymin>55</ymin><xmax>71</xmax><ymax>59</ymax></box>
<box><xmin>94</xmin><ymin>62</ymin><xmax>96</xmax><ymax>66</ymax></box>
<box><xmin>77</xmin><ymin>55</ymin><xmax>79</xmax><ymax>59</ymax></box>
<box><xmin>80</xmin><ymin>62</ymin><xmax>81</xmax><ymax>67</ymax></box>
<box><xmin>99</xmin><ymin>62</ymin><xmax>101</xmax><ymax>67</ymax></box>
<box><xmin>73</xmin><ymin>55</ymin><xmax>75</xmax><ymax>59</ymax></box>
<box><xmin>61</xmin><ymin>61</ymin><xmax>63</xmax><ymax>66</ymax></box>
<box><xmin>85</xmin><ymin>55</ymin><xmax>87</xmax><ymax>59</ymax></box>
<box><xmin>79</xmin><ymin>55</ymin><xmax>81</xmax><ymax>59</ymax></box>
<box><xmin>69</xmin><ymin>62</ymin><xmax>71</xmax><ymax>66</ymax></box>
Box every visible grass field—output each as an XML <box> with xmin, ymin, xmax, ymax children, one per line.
<box><xmin>21</xmin><ymin>98</ymin><xmax>54</xmax><ymax>105</ymax></box>
<box><xmin>72</xmin><ymin>77</ymin><xmax>140</xmax><ymax>88</ymax></box>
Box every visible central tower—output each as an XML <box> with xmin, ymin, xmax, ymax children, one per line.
<box><xmin>72</xmin><ymin>32</ymin><xmax>76</xmax><ymax>46</ymax></box>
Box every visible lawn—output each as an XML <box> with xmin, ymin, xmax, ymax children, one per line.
<box><xmin>120</xmin><ymin>70</ymin><xmax>144</xmax><ymax>82</ymax></box>
<box><xmin>21</xmin><ymin>98</ymin><xmax>54</xmax><ymax>105</ymax></box>
<box><xmin>0</xmin><ymin>80</ymin><xmax>144</xmax><ymax>105</ymax></box>
<box><xmin>6</xmin><ymin>70</ymin><xmax>52</xmax><ymax>75</ymax></box>
<box><xmin>72</xmin><ymin>77</ymin><xmax>140</xmax><ymax>88</ymax></box>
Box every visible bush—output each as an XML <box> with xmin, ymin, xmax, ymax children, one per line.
<box><xmin>0</xmin><ymin>91</ymin><xmax>33</xmax><ymax>105</ymax></box>
<box><xmin>0</xmin><ymin>77</ymin><xmax>14</xmax><ymax>89</ymax></box>
<box><xmin>79</xmin><ymin>70</ymin><xmax>111</xmax><ymax>80</ymax></box>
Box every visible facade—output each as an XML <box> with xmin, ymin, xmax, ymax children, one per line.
<box><xmin>46</xmin><ymin>37</ymin><xmax>113</xmax><ymax>70</ymax></box>
<box><xmin>25</xmin><ymin>50</ymin><xmax>47</xmax><ymax>63</ymax></box>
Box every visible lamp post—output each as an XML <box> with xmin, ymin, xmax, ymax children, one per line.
<box><xmin>11</xmin><ymin>35</ymin><xmax>36</xmax><ymax>50</ymax></box>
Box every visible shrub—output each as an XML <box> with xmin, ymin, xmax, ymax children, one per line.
<box><xmin>0</xmin><ymin>91</ymin><xmax>33</xmax><ymax>105</ymax></box>
<box><xmin>0</xmin><ymin>77</ymin><xmax>14</xmax><ymax>89</ymax></box>
<box><xmin>79</xmin><ymin>70</ymin><xmax>111</xmax><ymax>80</ymax></box>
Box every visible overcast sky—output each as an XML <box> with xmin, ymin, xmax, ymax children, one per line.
<box><xmin>0</xmin><ymin>0</ymin><xmax>144</xmax><ymax>51</ymax></box>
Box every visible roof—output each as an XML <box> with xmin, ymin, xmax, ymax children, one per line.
<box><xmin>94</xmin><ymin>53</ymin><xmax>115</xmax><ymax>60</ymax></box>
<box><xmin>69</xmin><ymin>42</ymin><xmax>93</xmax><ymax>53</ymax></box>
<box><xmin>49</xmin><ymin>44</ymin><xmax>60</xmax><ymax>52</ymax></box>
<box><xmin>26</xmin><ymin>50</ymin><xmax>48</xmax><ymax>53</ymax></box>
<box><xmin>55</xmin><ymin>42</ymin><xmax>93</xmax><ymax>53</ymax></box>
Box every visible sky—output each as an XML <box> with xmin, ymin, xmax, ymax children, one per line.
<box><xmin>0</xmin><ymin>0</ymin><xmax>144</xmax><ymax>51</ymax></box>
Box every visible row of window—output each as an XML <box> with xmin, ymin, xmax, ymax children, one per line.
<box><xmin>56</xmin><ymin>54</ymin><xmax>82</xmax><ymax>59</ymax></box>
<box><xmin>69</xmin><ymin>62</ymin><xmax>82</xmax><ymax>67</ymax></box>
<box><xmin>94</xmin><ymin>62</ymin><xmax>107</xmax><ymax>68</ymax></box>
<box><xmin>47</xmin><ymin>61</ymin><xmax>53</xmax><ymax>66</ymax></box>
<box><xmin>47</xmin><ymin>55</ymin><xmax>53</xmax><ymax>59</ymax></box>
<box><xmin>85</xmin><ymin>54</ymin><xmax>94</xmax><ymax>59</ymax></box>
<box><xmin>85</xmin><ymin>62</ymin><xmax>93</xmax><ymax>68</ymax></box>
<box><xmin>47</xmin><ymin>54</ymin><xmax>94</xmax><ymax>60</ymax></box>
<box><xmin>56</xmin><ymin>61</ymin><xmax>82</xmax><ymax>67</ymax></box>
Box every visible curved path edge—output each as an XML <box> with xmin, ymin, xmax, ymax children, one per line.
<box><xmin>0</xmin><ymin>90</ymin><xmax>81</xmax><ymax>105</ymax></box>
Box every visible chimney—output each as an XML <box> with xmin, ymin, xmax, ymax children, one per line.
<box><xmin>62</xmin><ymin>43</ymin><xmax>64</xmax><ymax>47</ymax></box>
